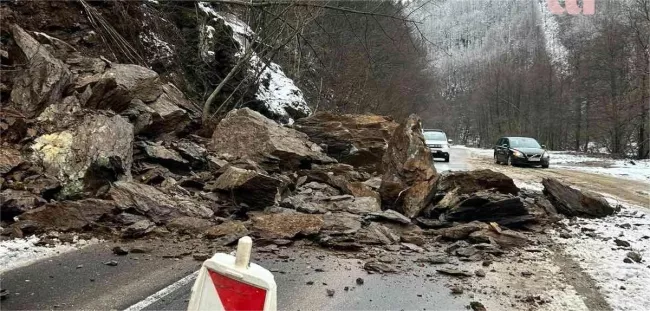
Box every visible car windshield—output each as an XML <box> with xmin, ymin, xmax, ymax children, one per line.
<box><xmin>423</xmin><ymin>131</ymin><xmax>447</xmax><ymax>140</ymax></box>
<box><xmin>510</xmin><ymin>138</ymin><xmax>541</xmax><ymax>148</ymax></box>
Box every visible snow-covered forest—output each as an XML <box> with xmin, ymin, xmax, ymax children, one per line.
<box><xmin>414</xmin><ymin>0</ymin><xmax>649</xmax><ymax>158</ymax></box>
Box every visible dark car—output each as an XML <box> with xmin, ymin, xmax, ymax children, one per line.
<box><xmin>493</xmin><ymin>137</ymin><xmax>549</xmax><ymax>168</ymax></box>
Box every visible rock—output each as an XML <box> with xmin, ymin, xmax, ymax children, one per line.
<box><xmin>250</xmin><ymin>213</ymin><xmax>323</xmax><ymax>239</ymax></box>
<box><xmin>469</xmin><ymin>301</ymin><xmax>487</xmax><ymax>311</ymax></box>
<box><xmin>355</xmin><ymin>222</ymin><xmax>400</xmax><ymax>245</ymax></box>
<box><xmin>326</xmin><ymin>289</ymin><xmax>335</xmax><ymax>297</ymax></box>
<box><xmin>103</xmin><ymin>260</ymin><xmax>119</xmax><ymax>266</ymax></box>
<box><xmin>0</xmin><ymin>189</ymin><xmax>45</xmax><ymax>218</ymax></box>
<box><xmin>364</xmin><ymin>261</ymin><xmax>398</xmax><ymax>273</ymax></box>
<box><xmin>559</xmin><ymin>232</ymin><xmax>573</xmax><ymax>239</ymax></box>
<box><xmin>0</xmin><ymin>148</ymin><xmax>23</xmax><ymax>175</ymax></box>
<box><xmin>469</xmin><ymin>229</ymin><xmax>529</xmax><ymax>248</ymax></box>
<box><xmin>333</xmin><ymin>197</ymin><xmax>381</xmax><ymax>215</ymax></box>
<box><xmin>475</xmin><ymin>269</ymin><xmax>486</xmax><ymax>277</ymax></box>
<box><xmin>30</xmin><ymin>113</ymin><xmax>133</xmax><ymax>198</ymax></box>
<box><xmin>542</xmin><ymin>178</ymin><xmax>615</xmax><ymax>217</ymax></box>
<box><xmin>204</xmin><ymin>221</ymin><xmax>249</xmax><ymax>245</ymax></box>
<box><xmin>417</xmin><ymin>255</ymin><xmax>450</xmax><ymax>265</ymax></box>
<box><xmin>122</xmin><ymin>219</ymin><xmax>156</xmax><ymax>238</ymax></box>
<box><xmin>436</xmin><ymin>268</ymin><xmax>473</xmax><ymax>277</ymax></box>
<box><xmin>141</xmin><ymin>87</ymin><xmax>190</xmax><ymax>135</ymax></box>
<box><xmin>109</xmin><ymin>181</ymin><xmax>213</xmax><ymax>224</ymax></box>
<box><xmin>15</xmin><ymin>199</ymin><xmax>117</xmax><ymax>232</ymax></box>
<box><xmin>443</xmin><ymin>191</ymin><xmax>533</xmax><ymax>228</ymax></box>
<box><xmin>10</xmin><ymin>25</ymin><xmax>72</xmax><ymax>118</ymax></box>
<box><xmin>78</xmin><ymin>64</ymin><xmax>162</xmax><ymax>112</ymax></box>
<box><xmin>521</xmin><ymin>271</ymin><xmax>534</xmax><ymax>277</ymax></box>
<box><xmin>436</xmin><ymin>170</ymin><xmax>519</xmax><ymax>195</ymax></box>
<box><xmin>321</xmin><ymin>213</ymin><xmax>362</xmax><ymax>236</ymax></box>
<box><xmin>193</xmin><ymin>253</ymin><xmax>211</xmax><ymax>261</ymax></box>
<box><xmin>210</xmin><ymin>108</ymin><xmax>335</xmax><ymax>171</ymax></box>
<box><xmin>172</xmin><ymin>140</ymin><xmax>208</xmax><ymax>168</ymax></box>
<box><xmin>482</xmin><ymin>260</ymin><xmax>492</xmax><ymax>267</ymax></box>
<box><xmin>379</xmin><ymin>114</ymin><xmax>437</xmax><ymax>218</ymax></box>
<box><xmin>401</xmin><ymin>243</ymin><xmax>424</xmax><ymax>252</ymax></box>
<box><xmin>624</xmin><ymin>257</ymin><xmax>634</xmax><ymax>264</ymax></box>
<box><xmin>433</xmin><ymin>222</ymin><xmax>489</xmax><ymax>240</ymax></box>
<box><xmin>614</xmin><ymin>238</ymin><xmax>631</xmax><ymax>247</ymax></box>
<box><xmin>626</xmin><ymin>251</ymin><xmax>643</xmax><ymax>263</ymax></box>
<box><xmin>115</xmin><ymin>212</ymin><xmax>148</xmax><ymax>226</ymax></box>
<box><xmin>135</xmin><ymin>142</ymin><xmax>189</xmax><ymax>170</ymax></box>
<box><xmin>450</xmin><ymin>286</ymin><xmax>464</xmax><ymax>295</ymax></box>
<box><xmin>112</xmin><ymin>246</ymin><xmax>129</xmax><ymax>255</ymax></box>
<box><xmin>366</xmin><ymin>210</ymin><xmax>411</xmax><ymax>225</ymax></box>
<box><xmin>207</xmin><ymin>166</ymin><xmax>287</xmax><ymax>209</ymax></box>
<box><xmin>345</xmin><ymin>182</ymin><xmax>381</xmax><ymax>203</ymax></box>
<box><xmin>356</xmin><ymin>277</ymin><xmax>364</xmax><ymax>285</ymax></box>
<box><xmin>294</xmin><ymin>113</ymin><xmax>399</xmax><ymax>173</ymax></box>
<box><xmin>166</xmin><ymin>217</ymin><xmax>214</xmax><ymax>235</ymax></box>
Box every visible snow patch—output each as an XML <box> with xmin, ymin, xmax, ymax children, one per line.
<box><xmin>551</xmin><ymin>203</ymin><xmax>650</xmax><ymax>311</ymax></box>
<box><xmin>0</xmin><ymin>235</ymin><xmax>97</xmax><ymax>273</ymax></box>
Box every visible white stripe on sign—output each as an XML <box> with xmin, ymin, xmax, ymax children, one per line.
<box><xmin>124</xmin><ymin>271</ymin><xmax>199</xmax><ymax>311</ymax></box>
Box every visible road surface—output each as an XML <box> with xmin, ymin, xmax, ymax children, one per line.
<box><xmin>432</xmin><ymin>147</ymin><xmax>470</xmax><ymax>173</ymax></box>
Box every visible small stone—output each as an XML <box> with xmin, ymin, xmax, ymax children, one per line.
<box><xmin>344</xmin><ymin>286</ymin><xmax>349</xmax><ymax>291</ymax></box>
<box><xmin>521</xmin><ymin>271</ymin><xmax>533</xmax><ymax>277</ymax></box>
<box><xmin>619</xmin><ymin>223</ymin><xmax>632</xmax><ymax>229</ymax></box>
<box><xmin>469</xmin><ymin>301</ymin><xmax>486</xmax><ymax>311</ymax></box>
<box><xmin>193</xmin><ymin>253</ymin><xmax>210</xmax><ymax>261</ymax></box>
<box><xmin>314</xmin><ymin>268</ymin><xmax>325</xmax><ymax>272</ymax></box>
<box><xmin>90</xmin><ymin>278</ymin><xmax>95</xmax><ymax>282</ymax></box>
<box><xmin>559</xmin><ymin>232</ymin><xmax>573</xmax><ymax>239</ymax></box>
<box><xmin>623</xmin><ymin>258</ymin><xmax>633</xmax><ymax>264</ymax></box>
<box><xmin>614</xmin><ymin>239</ymin><xmax>631</xmax><ymax>247</ymax></box>
<box><xmin>450</xmin><ymin>286</ymin><xmax>464</xmax><ymax>295</ymax></box>
<box><xmin>620</xmin><ymin>286</ymin><xmax>626</xmax><ymax>290</ymax></box>
<box><xmin>482</xmin><ymin>260</ymin><xmax>492</xmax><ymax>267</ymax></box>
<box><xmin>306</xmin><ymin>281</ymin><xmax>314</xmax><ymax>285</ymax></box>
<box><xmin>76</xmin><ymin>265</ymin><xmax>83</xmax><ymax>269</ymax></box>
<box><xmin>103</xmin><ymin>260</ymin><xmax>118</xmax><ymax>266</ymax></box>
<box><xmin>356</xmin><ymin>277</ymin><xmax>364</xmax><ymax>285</ymax></box>
<box><xmin>130</xmin><ymin>247</ymin><xmax>151</xmax><ymax>254</ymax></box>
<box><xmin>475</xmin><ymin>269</ymin><xmax>486</xmax><ymax>277</ymax></box>
<box><xmin>112</xmin><ymin>246</ymin><xmax>129</xmax><ymax>256</ymax></box>
<box><xmin>417</xmin><ymin>294</ymin><xmax>423</xmax><ymax>297</ymax></box>
<box><xmin>326</xmin><ymin>289</ymin><xmax>335</xmax><ymax>297</ymax></box>
<box><xmin>626</xmin><ymin>251</ymin><xmax>643</xmax><ymax>263</ymax></box>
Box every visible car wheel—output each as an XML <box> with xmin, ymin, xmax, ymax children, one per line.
<box><xmin>507</xmin><ymin>155</ymin><xmax>512</xmax><ymax>166</ymax></box>
<box><xmin>542</xmin><ymin>164</ymin><xmax>549</xmax><ymax>168</ymax></box>
<box><xmin>444</xmin><ymin>156</ymin><xmax>450</xmax><ymax>162</ymax></box>
<box><xmin>494</xmin><ymin>154</ymin><xmax>500</xmax><ymax>164</ymax></box>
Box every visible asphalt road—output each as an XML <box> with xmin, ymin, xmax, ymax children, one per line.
<box><xmin>0</xmin><ymin>147</ymin><xmax>473</xmax><ymax>311</ymax></box>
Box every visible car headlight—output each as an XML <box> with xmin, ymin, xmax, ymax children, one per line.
<box><xmin>512</xmin><ymin>150</ymin><xmax>523</xmax><ymax>157</ymax></box>
<box><xmin>542</xmin><ymin>152</ymin><xmax>549</xmax><ymax>158</ymax></box>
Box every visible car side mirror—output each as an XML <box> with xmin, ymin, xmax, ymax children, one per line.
<box><xmin>542</xmin><ymin>145</ymin><xmax>547</xmax><ymax>149</ymax></box>
<box><xmin>501</xmin><ymin>144</ymin><xmax>508</xmax><ymax>148</ymax></box>
<box><xmin>448</xmin><ymin>139</ymin><xmax>453</xmax><ymax>143</ymax></box>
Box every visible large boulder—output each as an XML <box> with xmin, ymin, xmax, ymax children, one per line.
<box><xmin>294</xmin><ymin>113</ymin><xmax>399</xmax><ymax>173</ymax></box>
<box><xmin>121</xmin><ymin>84</ymin><xmax>191</xmax><ymax>136</ymax></box>
<box><xmin>0</xmin><ymin>189</ymin><xmax>45</xmax><ymax>218</ymax></box>
<box><xmin>436</xmin><ymin>170</ymin><xmax>519</xmax><ymax>195</ymax></box>
<box><xmin>9</xmin><ymin>25</ymin><xmax>72</xmax><ymax>118</ymax></box>
<box><xmin>76</xmin><ymin>64</ymin><xmax>162</xmax><ymax>112</ymax></box>
<box><xmin>108</xmin><ymin>181</ymin><xmax>213</xmax><ymax>224</ymax></box>
<box><xmin>442</xmin><ymin>191</ymin><xmax>534</xmax><ymax>228</ymax></box>
<box><xmin>207</xmin><ymin>166</ymin><xmax>287</xmax><ymax>209</ymax></box>
<box><xmin>30</xmin><ymin>113</ymin><xmax>133</xmax><ymax>198</ymax></box>
<box><xmin>250</xmin><ymin>213</ymin><xmax>323</xmax><ymax>239</ymax></box>
<box><xmin>15</xmin><ymin>199</ymin><xmax>118</xmax><ymax>232</ymax></box>
<box><xmin>542</xmin><ymin>178</ymin><xmax>615</xmax><ymax>217</ymax></box>
<box><xmin>210</xmin><ymin>108</ymin><xmax>335</xmax><ymax>171</ymax></box>
<box><xmin>379</xmin><ymin>114</ymin><xmax>437</xmax><ymax>218</ymax></box>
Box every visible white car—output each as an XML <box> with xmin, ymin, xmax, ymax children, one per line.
<box><xmin>423</xmin><ymin>129</ymin><xmax>451</xmax><ymax>162</ymax></box>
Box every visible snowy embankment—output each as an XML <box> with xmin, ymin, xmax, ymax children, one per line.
<box><xmin>551</xmin><ymin>201</ymin><xmax>650</xmax><ymax>311</ymax></box>
<box><xmin>0</xmin><ymin>235</ymin><xmax>97</xmax><ymax>273</ymax></box>
<box><xmin>464</xmin><ymin>146</ymin><xmax>650</xmax><ymax>183</ymax></box>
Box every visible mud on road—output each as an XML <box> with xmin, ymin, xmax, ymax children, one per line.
<box><xmin>467</xmin><ymin>153</ymin><xmax>650</xmax><ymax>209</ymax></box>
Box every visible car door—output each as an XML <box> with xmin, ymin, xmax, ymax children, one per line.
<box><xmin>494</xmin><ymin>138</ymin><xmax>503</xmax><ymax>161</ymax></box>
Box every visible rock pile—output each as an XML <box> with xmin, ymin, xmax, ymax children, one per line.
<box><xmin>0</xmin><ymin>25</ymin><xmax>617</xmax><ymax>260</ymax></box>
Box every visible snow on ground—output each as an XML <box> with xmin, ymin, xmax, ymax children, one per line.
<box><xmin>0</xmin><ymin>235</ymin><xmax>97</xmax><ymax>273</ymax></box>
<box><xmin>466</xmin><ymin>147</ymin><xmax>650</xmax><ymax>182</ymax></box>
<box><xmin>551</xmin><ymin>202</ymin><xmax>650</xmax><ymax>311</ymax></box>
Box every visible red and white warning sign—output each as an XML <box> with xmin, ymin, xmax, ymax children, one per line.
<box><xmin>187</xmin><ymin>236</ymin><xmax>277</xmax><ymax>311</ymax></box>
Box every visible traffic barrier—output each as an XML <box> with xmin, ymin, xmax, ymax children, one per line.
<box><xmin>187</xmin><ymin>236</ymin><xmax>277</xmax><ymax>311</ymax></box>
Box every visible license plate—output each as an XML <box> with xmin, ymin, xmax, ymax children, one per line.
<box><xmin>528</xmin><ymin>158</ymin><xmax>541</xmax><ymax>162</ymax></box>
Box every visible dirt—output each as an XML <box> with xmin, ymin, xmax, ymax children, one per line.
<box><xmin>467</xmin><ymin>155</ymin><xmax>650</xmax><ymax>209</ymax></box>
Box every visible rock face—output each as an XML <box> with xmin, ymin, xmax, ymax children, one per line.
<box><xmin>379</xmin><ymin>114</ymin><xmax>437</xmax><ymax>218</ymax></box>
<box><xmin>30</xmin><ymin>113</ymin><xmax>134</xmax><ymax>197</ymax></box>
<box><xmin>436</xmin><ymin>170</ymin><xmax>519</xmax><ymax>195</ymax></box>
<box><xmin>10</xmin><ymin>25</ymin><xmax>72</xmax><ymax>118</ymax></box>
<box><xmin>294</xmin><ymin>113</ymin><xmax>399</xmax><ymax>173</ymax></box>
<box><xmin>542</xmin><ymin>178</ymin><xmax>615</xmax><ymax>217</ymax></box>
<box><xmin>208</xmin><ymin>166</ymin><xmax>287</xmax><ymax>209</ymax></box>
<box><xmin>210</xmin><ymin>108</ymin><xmax>335</xmax><ymax>170</ymax></box>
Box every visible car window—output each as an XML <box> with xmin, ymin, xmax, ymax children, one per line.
<box><xmin>496</xmin><ymin>138</ymin><xmax>503</xmax><ymax>146</ymax></box>
<box><xmin>503</xmin><ymin>138</ymin><xmax>509</xmax><ymax>146</ymax></box>
<box><xmin>423</xmin><ymin>131</ymin><xmax>447</xmax><ymax>141</ymax></box>
<box><xmin>509</xmin><ymin>138</ymin><xmax>541</xmax><ymax>148</ymax></box>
